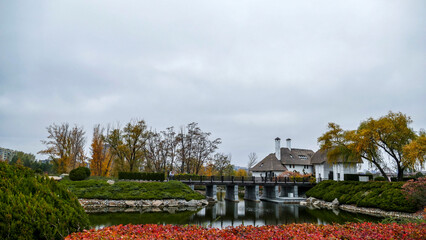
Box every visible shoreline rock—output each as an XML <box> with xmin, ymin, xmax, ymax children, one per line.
<box><xmin>301</xmin><ymin>197</ymin><xmax>422</xmax><ymax>220</ymax></box>
<box><xmin>79</xmin><ymin>199</ymin><xmax>209</xmax><ymax>213</ymax></box>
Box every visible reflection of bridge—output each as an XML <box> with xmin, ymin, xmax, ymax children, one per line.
<box><xmin>189</xmin><ymin>200</ymin><xmax>315</xmax><ymax>228</ymax></box>
<box><xmin>176</xmin><ymin>176</ymin><xmax>315</xmax><ymax>202</ymax></box>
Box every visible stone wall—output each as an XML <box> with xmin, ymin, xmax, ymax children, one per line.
<box><xmin>79</xmin><ymin>199</ymin><xmax>209</xmax><ymax>213</ymax></box>
<box><xmin>301</xmin><ymin>197</ymin><xmax>422</xmax><ymax>220</ymax></box>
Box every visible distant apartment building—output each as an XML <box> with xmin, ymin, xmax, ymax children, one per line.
<box><xmin>0</xmin><ymin>147</ymin><xmax>16</xmax><ymax>161</ymax></box>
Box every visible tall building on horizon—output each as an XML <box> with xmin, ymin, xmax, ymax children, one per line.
<box><xmin>0</xmin><ymin>147</ymin><xmax>16</xmax><ymax>161</ymax></box>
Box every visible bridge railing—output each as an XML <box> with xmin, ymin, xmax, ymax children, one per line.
<box><xmin>174</xmin><ymin>175</ymin><xmax>315</xmax><ymax>184</ymax></box>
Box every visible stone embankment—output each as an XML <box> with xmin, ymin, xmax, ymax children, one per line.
<box><xmin>79</xmin><ymin>199</ymin><xmax>209</xmax><ymax>213</ymax></box>
<box><xmin>300</xmin><ymin>197</ymin><xmax>422</xmax><ymax>220</ymax></box>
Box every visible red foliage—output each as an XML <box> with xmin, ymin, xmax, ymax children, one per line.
<box><xmin>66</xmin><ymin>223</ymin><xmax>426</xmax><ymax>240</ymax></box>
<box><xmin>402</xmin><ymin>177</ymin><xmax>426</xmax><ymax>210</ymax></box>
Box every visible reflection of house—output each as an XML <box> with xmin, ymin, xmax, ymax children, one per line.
<box><xmin>250</xmin><ymin>138</ymin><xmax>361</xmax><ymax>181</ymax></box>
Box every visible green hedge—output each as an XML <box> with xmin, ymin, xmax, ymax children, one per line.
<box><xmin>306</xmin><ymin>180</ymin><xmax>417</xmax><ymax>213</ymax></box>
<box><xmin>344</xmin><ymin>174</ymin><xmax>373</xmax><ymax>181</ymax></box>
<box><xmin>118</xmin><ymin>172</ymin><xmax>165</xmax><ymax>181</ymax></box>
<box><xmin>174</xmin><ymin>174</ymin><xmax>202</xmax><ymax>180</ymax></box>
<box><xmin>0</xmin><ymin>161</ymin><xmax>89</xmax><ymax>239</ymax></box>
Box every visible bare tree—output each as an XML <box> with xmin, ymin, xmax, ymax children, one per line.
<box><xmin>176</xmin><ymin>122</ymin><xmax>221</xmax><ymax>174</ymax></box>
<box><xmin>247</xmin><ymin>152</ymin><xmax>258</xmax><ymax>176</ymax></box>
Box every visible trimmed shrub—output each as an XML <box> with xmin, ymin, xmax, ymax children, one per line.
<box><xmin>118</xmin><ymin>172</ymin><xmax>165</xmax><ymax>181</ymax></box>
<box><xmin>306</xmin><ymin>180</ymin><xmax>418</xmax><ymax>212</ymax></box>
<box><xmin>69</xmin><ymin>167</ymin><xmax>91</xmax><ymax>181</ymax></box>
<box><xmin>0</xmin><ymin>161</ymin><xmax>89</xmax><ymax>240</ymax></box>
<box><xmin>374</xmin><ymin>176</ymin><xmax>386</xmax><ymax>181</ymax></box>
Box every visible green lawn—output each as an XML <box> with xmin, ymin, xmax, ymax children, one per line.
<box><xmin>59</xmin><ymin>179</ymin><xmax>205</xmax><ymax>201</ymax></box>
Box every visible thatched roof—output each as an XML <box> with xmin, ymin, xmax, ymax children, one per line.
<box><xmin>311</xmin><ymin>149</ymin><xmax>362</xmax><ymax>164</ymax></box>
<box><xmin>279</xmin><ymin>148</ymin><xmax>315</xmax><ymax>165</ymax></box>
<box><xmin>251</xmin><ymin>154</ymin><xmax>288</xmax><ymax>172</ymax></box>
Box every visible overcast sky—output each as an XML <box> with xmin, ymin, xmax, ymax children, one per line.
<box><xmin>1</xmin><ymin>1</ymin><xmax>425</xmax><ymax>168</ymax></box>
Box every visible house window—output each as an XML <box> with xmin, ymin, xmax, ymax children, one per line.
<box><xmin>298</xmin><ymin>155</ymin><xmax>308</xmax><ymax>160</ymax></box>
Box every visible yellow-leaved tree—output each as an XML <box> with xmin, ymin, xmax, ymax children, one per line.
<box><xmin>318</xmin><ymin>112</ymin><xmax>423</xmax><ymax>181</ymax></box>
<box><xmin>90</xmin><ymin>124</ymin><xmax>113</xmax><ymax>176</ymax></box>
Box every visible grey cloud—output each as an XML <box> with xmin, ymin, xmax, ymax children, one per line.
<box><xmin>0</xmin><ymin>0</ymin><xmax>425</xmax><ymax>167</ymax></box>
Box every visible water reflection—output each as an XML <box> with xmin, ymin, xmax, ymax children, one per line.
<box><xmin>89</xmin><ymin>195</ymin><xmax>382</xmax><ymax>229</ymax></box>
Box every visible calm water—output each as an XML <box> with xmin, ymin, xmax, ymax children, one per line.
<box><xmin>89</xmin><ymin>193</ymin><xmax>382</xmax><ymax>229</ymax></box>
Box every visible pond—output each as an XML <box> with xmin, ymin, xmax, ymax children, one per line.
<box><xmin>89</xmin><ymin>193</ymin><xmax>382</xmax><ymax>229</ymax></box>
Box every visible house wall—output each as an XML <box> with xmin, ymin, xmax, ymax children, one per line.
<box><xmin>285</xmin><ymin>165</ymin><xmax>313</xmax><ymax>174</ymax></box>
<box><xmin>314</xmin><ymin>163</ymin><xmax>333</xmax><ymax>182</ymax></box>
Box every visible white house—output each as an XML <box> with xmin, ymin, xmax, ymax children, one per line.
<box><xmin>310</xmin><ymin>149</ymin><xmax>358</xmax><ymax>181</ymax></box>
<box><xmin>250</xmin><ymin>137</ymin><xmax>361</xmax><ymax>182</ymax></box>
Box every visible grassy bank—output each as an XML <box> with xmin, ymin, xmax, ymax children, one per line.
<box><xmin>306</xmin><ymin>180</ymin><xmax>417</xmax><ymax>213</ymax></box>
<box><xmin>59</xmin><ymin>180</ymin><xmax>205</xmax><ymax>201</ymax></box>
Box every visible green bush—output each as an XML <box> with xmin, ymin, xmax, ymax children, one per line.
<box><xmin>414</xmin><ymin>172</ymin><xmax>424</xmax><ymax>179</ymax></box>
<box><xmin>306</xmin><ymin>180</ymin><xmax>417</xmax><ymax>213</ymax></box>
<box><xmin>374</xmin><ymin>176</ymin><xmax>386</xmax><ymax>181</ymax></box>
<box><xmin>69</xmin><ymin>167</ymin><xmax>91</xmax><ymax>181</ymax></box>
<box><xmin>118</xmin><ymin>172</ymin><xmax>165</xmax><ymax>181</ymax></box>
<box><xmin>0</xmin><ymin>161</ymin><xmax>89</xmax><ymax>240</ymax></box>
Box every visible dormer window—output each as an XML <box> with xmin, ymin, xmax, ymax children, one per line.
<box><xmin>290</xmin><ymin>154</ymin><xmax>293</xmax><ymax>158</ymax></box>
<box><xmin>298</xmin><ymin>155</ymin><xmax>307</xmax><ymax>160</ymax></box>
<box><xmin>260</xmin><ymin>163</ymin><xmax>263</xmax><ymax>168</ymax></box>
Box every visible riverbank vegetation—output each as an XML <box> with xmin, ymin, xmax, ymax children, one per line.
<box><xmin>0</xmin><ymin>161</ymin><xmax>89</xmax><ymax>240</ymax></box>
<box><xmin>306</xmin><ymin>180</ymin><xmax>420</xmax><ymax>213</ymax></box>
<box><xmin>66</xmin><ymin>223</ymin><xmax>426</xmax><ymax>240</ymax></box>
<box><xmin>59</xmin><ymin>179</ymin><xmax>205</xmax><ymax>200</ymax></box>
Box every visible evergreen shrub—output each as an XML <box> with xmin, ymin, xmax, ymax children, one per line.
<box><xmin>374</xmin><ymin>176</ymin><xmax>386</xmax><ymax>181</ymax></box>
<box><xmin>69</xmin><ymin>167</ymin><xmax>91</xmax><ymax>181</ymax></box>
<box><xmin>306</xmin><ymin>180</ymin><xmax>418</xmax><ymax>212</ymax></box>
<box><xmin>0</xmin><ymin>161</ymin><xmax>89</xmax><ymax>240</ymax></box>
<box><xmin>118</xmin><ymin>172</ymin><xmax>165</xmax><ymax>181</ymax></box>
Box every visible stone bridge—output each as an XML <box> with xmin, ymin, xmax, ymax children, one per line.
<box><xmin>176</xmin><ymin>176</ymin><xmax>316</xmax><ymax>202</ymax></box>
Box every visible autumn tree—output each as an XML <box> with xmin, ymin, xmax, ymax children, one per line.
<box><xmin>39</xmin><ymin>123</ymin><xmax>86</xmax><ymax>173</ymax></box>
<box><xmin>90</xmin><ymin>124</ymin><xmax>113</xmax><ymax>176</ymax></box>
<box><xmin>235</xmin><ymin>169</ymin><xmax>248</xmax><ymax>177</ymax></box>
<box><xmin>247</xmin><ymin>152</ymin><xmax>258</xmax><ymax>177</ymax></box>
<box><xmin>403</xmin><ymin>130</ymin><xmax>426</xmax><ymax>170</ymax></box>
<box><xmin>318</xmin><ymin>112</ymin><xmax>423</xmax><ymax>181</ymax></box>
<box><xmin>104</xmin><ymin>120</ymin><xmax>149</xmax><ymax>173</ymax></box>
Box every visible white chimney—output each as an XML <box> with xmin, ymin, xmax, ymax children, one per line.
<box><xmin>275</xmin><ymin>137</ymin><xmax>281</xmax><ymax>160</ymax></box>
<box><xmin>286</xmin><ymin>138</ymin><xmax>292</xmax><ymax>151</ymax></box>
